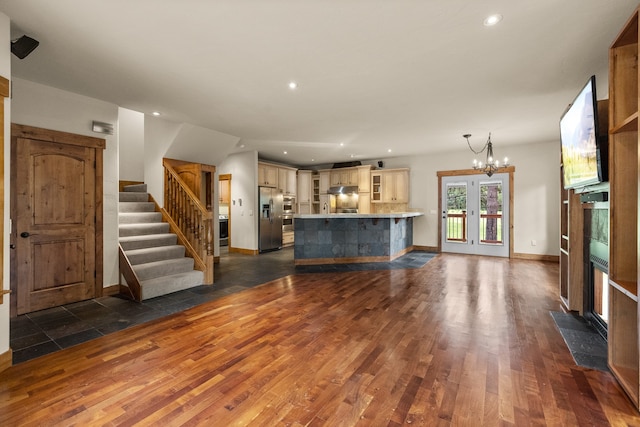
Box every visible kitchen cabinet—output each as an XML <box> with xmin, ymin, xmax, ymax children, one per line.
<box><xmin>312</xmin><ymin>176</ymin><xmax>320</xmax><ymax>213</ymax></box>
<box><xmin>297</xmin><ymin>170</ymin><xmax>313</xmax><ymax>214</ymax></box>
<box><xmin>371</xmin><ymin>168</ymin><xmax>409</xmax><ymax>203</ymax></box>
<box><xmin>358</xmin><ymin>192</ymin><xmax>371</xmax><ymax>214</ymax></box>
<box><xmin>278</xmin><ymin>167</ymin><xmax>297</xmax><ymax>196</ymax></box>
<box><xmin>297</xmin><ymin>170</ymin><xmax>312</xmax><ymax>203</ymax></box>
<box><xmin>258</xmin><ymin>162</ymin><xmax>278</xmax><ymax>187</ymax></box>
<box><xmin>357</xmin><ymin>165</ymin><xmax>372</xmax><ymax>192</ymax></box>
<box><xmin>330</xmin><ymin>168</ymin><xmax>358</xmax><ymax>186</ymax></box>
<box><xmin>319</xmin><ymin>170</ymin><xmax>330</xmax><ymax>194</ymax></box>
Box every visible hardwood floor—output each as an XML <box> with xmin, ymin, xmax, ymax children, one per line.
<box><xmin>1</xmin><ymin>254</ymin><xmax>638</xmax><ymax>426</ymax></box>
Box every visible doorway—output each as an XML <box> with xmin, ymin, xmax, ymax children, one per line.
<box><xmin>439</xmin><ymin>171</ymin><xmax>512</xmax><ymax>257</ymax></box>
<box><xmin>219</xmin><ymin>174</ymin><xmax>231</xmax><ymax>252</ymax></box>
<box><xmin>10</xmin><ymin>124</ymin><xmax>105</xmax><ymax>315</ymax></box>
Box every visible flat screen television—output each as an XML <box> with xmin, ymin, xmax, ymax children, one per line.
<box><xmin>560</xmin><ymin>75</ymin><xmax>608</xmax><ymax>189</ymax></box>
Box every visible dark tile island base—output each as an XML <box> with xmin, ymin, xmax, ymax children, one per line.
<box><xmin>293</xmin><ymin>212</ymin><xmax>424</xmax><ymax>265</ymax></box>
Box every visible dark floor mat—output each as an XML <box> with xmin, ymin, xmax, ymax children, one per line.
<box><xmin>550</xmin><ymin>311</ymin><xmax>608</xmax><ymax>372</ymax></box>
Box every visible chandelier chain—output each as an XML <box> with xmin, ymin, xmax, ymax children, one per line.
<box><xmin>464</xmin><ymin>132</ymin><xmax>509</xmax><ymax>177</ymax></box>
<box><xmin>464</xmin><ymin>132</ymin><xmax>491</xmax><ymax>155</ymax></box>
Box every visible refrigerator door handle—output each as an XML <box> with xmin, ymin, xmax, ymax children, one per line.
<box><xmin>270</xmin><ymin>198</ymin><xmax>274</xmax><ymax>223</ymax></box>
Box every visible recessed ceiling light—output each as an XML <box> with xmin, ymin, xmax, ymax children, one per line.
<box><xmin>340</xmin><ymin>142</ymin><xmax>344</xmax><ymax>147</ymax></box>
<box><xmin>388</xmin><ymin>149</ymin><xmax>392</xmax><ymax>153</ymax></box>
<box><xmin>284</xmin><ymin>151</ymin><xmax>288</xmax><ymax>154</ymax></box>
<box><xmin>240</xmin><ymin>144</ymin><xmax>245</xmax><ymax>148</ymax></box>
<box><xmin>483</xmin><ymin>14</ymin><xmax>502</xmax><ymax>26</ymax></box>
<box><xmin>311</xmin><ymin>159</ymin><xmax>315</xmax><ymax>162</ymax></box>
<box><xmin>152</xmin><ymin>111</ymin><xmax>161</xmax><ymax>116</ymax></box>
<box><xmin>288</xmin><ymin>81</ymin><xmax>298</xmax><ymax>90</ymax></box>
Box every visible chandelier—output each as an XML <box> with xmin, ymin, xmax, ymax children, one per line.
<box><xmin>464</xmin><ymin>133</ymin><xmax>509</xmax><ymax>177</ymax></box>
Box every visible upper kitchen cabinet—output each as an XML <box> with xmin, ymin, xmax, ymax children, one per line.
<box><xmin>258</xmin><ymin>162</ymin><xmax>278</xmax><ymax>187</ymax></box>
<box><xmin>319</xmin><ymin>170</ymin><xmax>330</xmax><ymax>194</ymax></box>
<box><xmin>371</xmin><ymin>168</ymin><xmax>409</xmax><ymax>203</ymax></box>
<box><xmin>330</xmin><ymin>168</ymin><xmax>359</xmax><ymax>186</ymax></box>
<box><xmin>357</xmin><ymin>165</ymin><xmax>372</xmax><ymax>192</ymax></box>
<box><xmin>278</xmin><ymin>166</ymin><xmax>297</xmax><ymax>196</ymax></box>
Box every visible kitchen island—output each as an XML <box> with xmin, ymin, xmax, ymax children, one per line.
<box><xmin>293</xmin><ymin>212</ymin><xmax>424</xmax><ymax>265</ymax></box>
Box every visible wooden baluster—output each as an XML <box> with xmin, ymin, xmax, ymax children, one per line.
<box><xmin>179</xmin><ymin>189</ymin><xmax>184</xmax><ymax>231</ymax></box>
<box><xmin>206</xmin><ymin>219</ymin><xmax>213</xmax><ymax>256</ymax></box>
<box><xmin>193</xmin><ymin>203</ymin><xmax>199</xmax><ymax>250</ymax></box>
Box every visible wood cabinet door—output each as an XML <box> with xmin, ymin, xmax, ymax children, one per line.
<box><xmin>346</xmin><ymin>169</ymin><xmax>358</xmax><ymax>186</ymax></box>
<box><xmin>381</xmin><ymin>172</ymin><xmax>396</xmax><ymax>202</ymax></box>
<box><xmin>357</xmin><ymin>166</ymin><xmax>371</xmax><ymax>192</ymax></box>
<box><xmin>286</xmin><ymin>169</ymin><xmax>297</xmax><ymax>195</ymax></box>
<box><xmin>394</xmin><ymin>171</ymin><xmax>409</xmax><ymax>203</ymax></box>
<box><xmin>278</xmin><ymin>167</ymin><xmax>287</xmax><ymax>193</ymax></box>
<box><xmin>319</xmin><ymin>172</ymin><xmax>330</xmax><ymax>194</ymax></box>
<box><xmin>330</xmin><ymin>171</ymin><xmax>341</xmax><ymax>186</ymax></box>
<box><xmin>297</xmin><ymin>171</ymin><xmax>311</xmax><ymax>203</ymax></box>
<box><xmin>258</xmin><ymin>163</ymin><xmax>277</xmax><ymax>187</ymax></box>
<box><xmin>14</xmin><ymin>133</ymin><xmax>101</xmax><ymax>314</ymax></box>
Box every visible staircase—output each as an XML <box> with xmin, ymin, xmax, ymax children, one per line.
<box><xmin>119</xmin><ymin>184</ymin><xmax>204</xmax><ymax>300</ymax></box>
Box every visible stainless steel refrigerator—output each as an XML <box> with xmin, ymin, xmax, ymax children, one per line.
<box><xmin>259</xmin><ymin>187</ymin><xmax>283</xmax><ymax>252</ymax></box>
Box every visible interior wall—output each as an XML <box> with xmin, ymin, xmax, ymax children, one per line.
<box><xmin>219</xmin><ymin>151</ymin><xmax>258</xmax><ymax>251</ymax></box>
<box><xmin>118</xmin><ymin>107</ymin><xmax>144</xmax><ymax>182</ymax></box>
<box><xmin>165</xmin><ymin>123</ymin><xmax>239</xmax><ymax>166</ymax></box>
<box><xmin>0</xmin><ymin>10</ymin><xmax>11</xmax><ymax>359</ymax></box>
<box><xmin>10</xmin><ymin>77</ymin><xmax>121</xmax><ymax>287</ymax></box>
<box><xmin>143</xmin><ymin>115</ymin><xmax>180</xmax><ymax>205</ymax></box>
<box><xmin>382</xmin><ymin>139</ymin><xmax>560</xmax><ymax>256</ymax></box>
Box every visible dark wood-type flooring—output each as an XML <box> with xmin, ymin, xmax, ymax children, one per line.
<box><xmin>1</xmin><ymin>254</ymin><xmax>639</xmax><ymax>426</ymax></box>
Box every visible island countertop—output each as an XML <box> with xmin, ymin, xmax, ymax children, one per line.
<box><xmin>294</xmin><ymin>212</ymin><xmax>424</xmax><ymax>219</ymax></box>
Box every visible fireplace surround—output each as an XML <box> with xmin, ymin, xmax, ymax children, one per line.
<box><xmin>583</xmin><ymin>200</ymin><xmax>609</xmax><ymax>339</ymax></box>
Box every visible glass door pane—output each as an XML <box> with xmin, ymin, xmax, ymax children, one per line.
<box><xmin>445</xmin><ymin>182</ymin><xmax>467</xmax><ymax>243</ymax></box>
<box><xmin>479</xmin><ymin>181</ymin><xmax>503</xmax><ymax>245</ymax></box>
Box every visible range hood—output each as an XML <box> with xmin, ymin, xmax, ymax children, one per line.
<box><xmin>327</xmin><ymin>185</ymin><xmax>359</xmax><ymax>195</ymax></box>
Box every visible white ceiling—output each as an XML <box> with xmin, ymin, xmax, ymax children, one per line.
<box><xmin>0</xmin><ymin>0</ymin><xmax>637</xmax><ymax>166</ymax></box>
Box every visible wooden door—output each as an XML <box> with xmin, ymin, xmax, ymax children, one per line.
<box><xmin>12</xmin><ymin>125</ymin><xmax>105</xmax><ymax>315</ymax></box>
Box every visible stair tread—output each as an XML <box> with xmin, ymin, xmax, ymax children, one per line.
<box><xmin>118</xmin><ymin>222</ymin><xmax>169</xmax><ymax>237</ymax></box>
<box><xmin>132</xmin><ymin>257</ymin><xmax>195</xmax><ymax>281</ymax></box>
<box><xmin>119</xmin><ymin>212</ymin><xmax>163</xmax><ymax>224</ymax></box>
<box><xmin>123</xmin><ymin>184</ymin><xmax>148</xmax><ymax>192</ymax></box>
<box><xmin>119</xmin><ymin>192</ymin><xmax>149</xmax><ymax>202</ymax></box>
<box><xmin>119</xmin><ymin>202</ymin><xmax>156</xmax><ymax>212</ymax></box>
<box><xmin>125</xmin><ymin>245</ymin><xmax>186</xmax><ymax>265</ymax></box>
<box><xmin>140</xmin><ymin>270</ymin><xmax>203</xmax><ymax>286</ymax></box>
<box><xmin>119</xmin><ymin>233</ymin><xmax>176</xmax><ymax>242</ymax></box>
<box><xmin>133</xmin><ymin>257</ymin><xmax>193</xmax><ymax>267</ymax></box>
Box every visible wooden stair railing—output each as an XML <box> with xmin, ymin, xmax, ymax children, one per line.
<box><xmin>162</xmin><ymin>159</ymin><xmax>214</xmax><ymax>284</ymax></box>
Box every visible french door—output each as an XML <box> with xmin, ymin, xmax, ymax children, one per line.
<box><xmin>441</xmin><ymin>173</ymin><xmax>509</xmax><ymax>257</ymax></box>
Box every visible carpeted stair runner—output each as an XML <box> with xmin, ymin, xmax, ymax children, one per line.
<box><xmin>119</xmin><ymin>184</ymin><xmax>203</xmax><ymax>299</ymax></box>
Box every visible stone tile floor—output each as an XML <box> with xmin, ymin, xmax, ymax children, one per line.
<box><xmin>11</xmin><ymin>248</ymin><xmax>436</xmax><ymax>364</ymax></box>
<box><xmin>550</xmin><ymin>311</ymin><xmax>609</xmax><ymax>372</ymax></box>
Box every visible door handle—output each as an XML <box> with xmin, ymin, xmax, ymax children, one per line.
<box><xmin>20</xmin><ymin>232</ymin><xmax>29</xmax><ymax>238</ymax></box>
